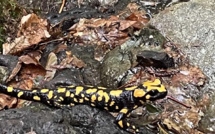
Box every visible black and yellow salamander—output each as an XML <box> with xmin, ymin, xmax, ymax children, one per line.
<box><xmin>0</xmin><ymin>79</ymin><xmax>167</xmax><ymax>133</ymax></box>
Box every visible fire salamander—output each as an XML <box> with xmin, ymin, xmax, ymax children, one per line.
<box><xmin>0</xmin><ymin>79</ymin><xmax>167</xmax><ymax>133</ymax></box>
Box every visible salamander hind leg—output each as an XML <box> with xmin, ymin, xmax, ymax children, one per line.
<box><xmin>115</xmin><ymin>107</ymin><xmax>140</xmax><ymax>134</ymax></box>
<box><xmin>52</xmin><ymin>93</ymin><xmax>75</xmax><ymax>109</ymax></box>
<box><xmin>52</xmin><ymin>97</ymin><xmax>75</xmax><ymax>109</ymax></box>
<box><xmin>50</xmin><ymin>87</ymin><xmax>76</xmax><ymax>109</ymax></box>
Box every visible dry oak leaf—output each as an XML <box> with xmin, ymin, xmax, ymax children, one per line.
<box><xmin>45</xmin><ymin>52</ymin><xmax>58</xmax><ymax>81</ymax></box>
<box><xmin>3</xmin><ymin>13</ymin><xmax>50</xmax><ymax>55</ymax></box>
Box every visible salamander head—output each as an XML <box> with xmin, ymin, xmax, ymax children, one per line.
<box><xmin>133</xmin><ymin>79</ymin><xmax>167</xmax><ymax>102</ymax></box>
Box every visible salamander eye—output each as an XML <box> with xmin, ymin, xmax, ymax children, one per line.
<box><xmin>148</xmin><ymin>90</ymin><xmax>159</xmax><ymax>96</ymax></box>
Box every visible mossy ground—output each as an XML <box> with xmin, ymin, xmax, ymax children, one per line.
<box><xmin>0</xmin><ymin>0</ymin><xmax>22</xmax><ymax>50</ymax></box>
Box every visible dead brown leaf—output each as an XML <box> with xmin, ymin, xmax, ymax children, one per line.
<box><xmin>45</xmin><ymin>52</ymin><xmax>58</xmax><ymax>81</ymax></box>
<box><xmin>6</xmin><ymin>61</ymin><xmax>22</xmax><ymax>83</ymax></box>
<box><xmin>27</xmin><ymin>51</ymin><xmax>42</xmax><ymax>62</ymax></box>
<box><xmin>3</xmin><ymin>14</ymin><xmax>50</xmax><ymax>54</ymax></box>
<box><xmin>71</xmin><ymin>55</ymin><xmax>86</xmax><ymax>68</ymax></box>
<box><xmin>19</xmin><ymin>55</ymin><xmax>40</xmax><ymax>65</ymax></box>
<box><xmin>162</xmin><ymin>106</ymin><xmax>204</xmax><ymax>134</ymax></box>
<box><xmin>71</xmin><ymin>17</ymin><xmax>137</xmax><ymax>46</ymax></box>
<box><xmin>53</xmin><ymin>44</ymin><xmax>67</xmax><ymax>53</ymax></box>
<box><xmin>0</xmin><ymin>94</ymin><xmax>17</xmax><ymax>109</ymax></box>
<box><xmin>58</xmin><ymin>51</ymin><xmax>86</xmax><ymax>69</ymax></box>
<box><xmin>0</xmin><ymin>64</ymin><xmax>46</xmax><ymax>109</ymax></box>
<box><xmin>171</xmin><ymin>65</ymin><xmax>206</xmax><ymax>86</ymax></box>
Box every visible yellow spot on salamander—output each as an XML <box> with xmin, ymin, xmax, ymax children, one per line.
<box><xmin>79</xmin><ymin>99</ymin><xmax>84</xmax><ymax>103</ymax></box>
<box><xmin>57</xmin><ymin>88</ymin><xmax>66</xmax><ymax>93</ymax></box>
<box><xmin>104</xmin><ymin>107</ymin><xmax>108</xmax><ymax>110</ymax></box>
<box><xmin>86</xmin><ymin>88</ymin><xmax>97</xmax><ymax>94</ymax></box>
<box><xmin>120</xmin><ymin>109</ymin><xmax>128</xmax><ymax>114</ymax></box>
<box><xmin>97</xmin><ymin>90</ymin><xmax>103</xmax><ymax>95</ymax></box>
<box><xmin>98</xmin><ymin>86</ymin><xmax>107</xmax><ymax>90</ymax></box>
<box><xmin>74</xmin><ymin>98</ymin><xmax>78</xmax><ymax>102</ymax></box>
<box><xmin>133</xmin><ymin>105</ymin><xmax>138</xmax><ymax>109</ymax></box>
<box><xmin>133</xmin><ymin>89</ymin><xmax>145</xmax><ymax>98</ymax></box>
<box><xmin>132</xmin><ymin>125</ymin><xmax>136</xmax><ymax>129</ymax></box>
<box><xmin>75</xmin><ymin>86</ymin><xmax>84</xmax><ymax>95</ymax></box>
<box><xmin>81</xmin><ymin>94</ymin><xmax>85</xmax><ymax>98</ymax></box>
<box><xmin>159</xmin><ymin>84</ymin><xmax>167</xmax><ymax>92</ymax></box>
<box><xmin>48</xmin><ymin>91</ymin><xmax>53</xmax><ymax>99</ymax></box>
<box><xmin>115</xmin><ymin>106</ymin><xmax>119</xmax><ymax>110</ymax></box>
<box><xmin>110</xmin><ymin>90</ymin><xmax>123</xmax><ymax>97</ymax></box>
<box><xmin>118</xmin><ymin>120</ymin><xmax>123</xmax><ymax>128</ymax></box>
<box><xmin>144</xmin><ymin>79</ymin><xmax>166</xmax><ymax>92</ymax></box>
<box><xmin>127</xmin><ymin>123</ymin><xmax>130</xmax><ymax>127</ymax></box>
<box><xmin>103</xmin><ymin>92</ymin><xmax>110</xmax><ymax>103</ymax></box>
<box><xmin>98</xmin><ymin>96</ymin><xmax>103</xmax><ymax>101</ymax></box>
<box><xmin>85</xmin><ymin>97</ymin><xmax>89</xmax><ymax>101</ymax></box>
<box><xmin>65</xmin><ymin>91</ymin><xmax>70</xmax><ymax>97</ymax></box>
<box><xmin>7</xmin><ymin>87</ymin><xmax>13</xmax><ymax>92</ymax></box>
<box><xmin>91</xmin><ymin>94</ymin><xmax>97</xmax><ymax>102</ymax></box>
<box><xmin>41</xmin><ymin>89</ymin><xmax>49</xmax><ymax>93</ymax></box>
<box><xmin>33</xmin><ymin>96</ymin><xmax>41</xmax><ymax>101</ymax></box>
<box><xmin>91</xmin><ymin>103</ymin><xmax>95</xmax><ymax>107</ymax></box>
<box><xmin>85</xmin><ymin>85</ymin><xmax>94</xmax><ymax>88</ymax></box>
<box><xmin>70</xmin><ymin>103</ymin><xmax>75</xmax><ymax>106</ymax></box>
<box><xmin>59</xmin><ymin>96</ymin><xmax>64</xmax><ymax>101</ymax></box>
<box><xmin>109</xmin><ymin>101</ymin><xmax>115</xmax><ymax>106</ymax></box>
<box><xmin>97</xmin><ymin>90</ymin><xmax>104</xmax><ymax>101</ymax></box>
<box><xmin>70</xmin><ymin>93</ymin><xmax>74</xmax><ymax>98</ymax></box>
<box><xmin>146</xmin><ymin>95</ymin><xmax>150</xmax><ymax>99</ymax></box>
<box><xmin>32</xmin><ymin>90</ymin><xmax>37</xmax><ymax>93</ymax></box>
<box><xmin>67</xmin><ymin>85</ymin><xmax>75</xmax><ymax>88</ymax></box>
<box><xmin>17</xmin><ymin>92</ymin><xmax>24</xmax><ymax>97</ymax></box>
<box><xmin>125</xmin><ymin>86</ymin><xmax>137</xmax><ymax>90</ymax></box>
<box><xmin>140</xmin><ymin>100</ymin><xmax>145</xmax><ymax>104</ymax></box>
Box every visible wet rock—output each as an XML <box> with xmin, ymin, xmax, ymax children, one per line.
<box><xmin>137</xmin><ymin>50</ymin><xmax>174</xmax><ymax>68</ymax></box>
<box><xmin>0</xmin><ymin>66</ymin><xmax>9</xmax><ymax>83</ymax></box>
<box><xmin>0</xmin><ymin>55</ymin><xmax>19</xmax><ymax>83</ymax></box>
<box><xmin>101</xmin><ymin>28</ymin><xmax>166</xmax><ymax>88</ymax></box>
<box><xmin>0</xmin><ymin>103</ymin><xmax>127</xmax><ymax>134</ymax></box>
<box><xmin>16</xmin><ymin>0</ymin><xmax>77</xmax><ymax>14</ymax></box>
<box><xmin>39</xmin><ymin>44</ymin><xmax>101</xmax><ymax>88</ymax></box>
<box><xmin>150</xmin><ymin>0</ymin><xmax>215</xmax><ymax>132</ymax></box>
<box><xmin>137</xmin><ymin>27</ymin><xmax>166</xmax><ymax>47</ymax></box>
<box><xmin>98</xmin><ymin>0</ymin><xmax>118</xmax><ymax>7</ymax></box>
<box><xmin>100</xmin><ymin>38</ymin><xmax>146</xmax><ymax>89</ymax></box>
<box><xmin>0</xmin><ymin>102</ymin><xmax>156</xmax><ymax>134</ymax></box>
<box><xmin>39</xmin><ymin>42</ymin><xmax>101</xmax><ymax>87</ymax></box>
<box><xmin>42</xmin><ymin>68</ymin><xmax>84</xmax><ymax>89</ymax></box>
<box><xmin>0</xmin><ymin>55</ymin><xmax>18</xmax><ymax>75</ymax></box>
<box><xmin>16</xmin><ymin>0</ymin><xmax>130</xmax><ymax>15</ymax></box>
<box><xmin>40</xmin><ymin>42</ymin><xmax>62</xmax><ymax>68</ymax></box>
<box><xmin>46</xmin><ymin>0</ymin><xmax>130</xmax><ymax>30</ymax></box>
<box><xmin>46</xmin><ymin>7</ymin><xmax>103</xmax><ymax>30</ymax></box>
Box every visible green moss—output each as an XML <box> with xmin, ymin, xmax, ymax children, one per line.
<box><xmin>0</xmin><ymin>0</ymin><xmax>22</xmax><ymax>49</ymax></box>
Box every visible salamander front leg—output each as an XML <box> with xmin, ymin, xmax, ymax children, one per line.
<box><xmin>115</xmin><ymin>107</ymin><xmax>140</xmax><ymax>133</ymax></box>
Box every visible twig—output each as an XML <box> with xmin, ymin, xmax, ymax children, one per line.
<box><xmin>167</xmin><ymin>95</ymin><xmax>191</xmax><ymax>108</ymax></box>
<box><xmin>59</xmin><ymin>0</ymin><xmax>66</xmax><ymax>14</ymax></box>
